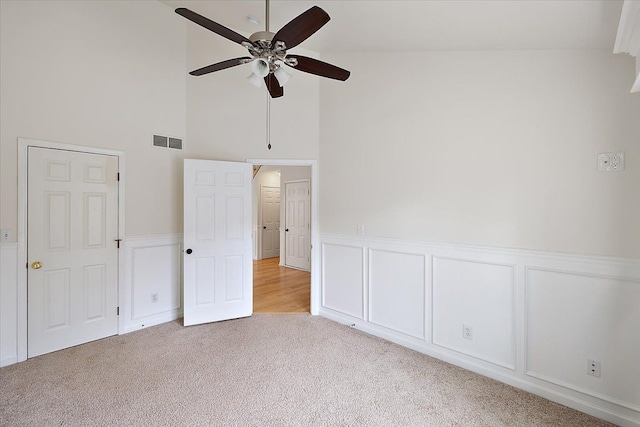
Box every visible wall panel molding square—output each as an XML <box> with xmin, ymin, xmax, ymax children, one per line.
<box><xmin>369</xmin><ymin>249</ymin><xmax>426</xmax><ymax>339</ymax></box>
<box><xmin>432</xmin><ymin>257</ymin><xmax>515</xmax><ymax>369</ymax></box>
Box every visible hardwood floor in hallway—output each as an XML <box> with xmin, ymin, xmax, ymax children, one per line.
<box><xmin>253</xmin><ymin>257</ymin><xmax>310</xmax><ymax>313</ymax></box>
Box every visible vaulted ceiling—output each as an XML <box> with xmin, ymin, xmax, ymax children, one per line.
<box><xmin>160</xmin><ymin>0</ymin><xmax>623</xmax><ymax>53</ymax></box>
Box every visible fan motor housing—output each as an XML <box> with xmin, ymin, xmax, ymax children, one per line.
<box><xmin>249</xmin><ymin>31</ymin><xmax>275</xmax><ymax>43</ymax></box>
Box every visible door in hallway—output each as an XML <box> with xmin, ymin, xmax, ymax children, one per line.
<box><xmin>284</xmin><ymin>180</ymin><xmax>310</xmax><ymax>271</ymax></box>
<box><xmin>260</xmin><ymin>185</ymin><xmax>280</xmax><ymax>259</ymax></box>
<box><xmin>27</xmin><ymin>147</ymin><xmax>119</xmax><ymax>357</ymax></box>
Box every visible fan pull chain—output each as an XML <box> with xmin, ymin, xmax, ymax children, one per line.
<box><xmin>266</xmin><ymin>92</ymin><xmax>271</xmax><ymax>150</ymax></box>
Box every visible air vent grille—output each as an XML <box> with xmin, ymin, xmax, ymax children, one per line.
<box><xmin>153</xmin><ymin>134</ymin><xmax>183</xmax><ymax>150</ymax></box>
<box><xmin>153</xmin><ymin>135</ymin><xmax>167</xmax><ymax>148</ymax></box>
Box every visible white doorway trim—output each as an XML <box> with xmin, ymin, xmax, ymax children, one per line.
<box><xmin>246</xmin><ymin>159</ymin><xmax>319</xmax><ymax>315</ymax></box>
<box><xmin>16</xmin><ymin>138</ymin><xmax>126</xmax><ymax>363</ymax></box>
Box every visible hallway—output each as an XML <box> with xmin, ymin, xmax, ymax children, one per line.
<box><xmin>253</xmin><ymin>257</ymin><xmax>310</xmax><ymax>313</ymax></box>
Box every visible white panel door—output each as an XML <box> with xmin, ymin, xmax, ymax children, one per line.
<box><xmin>183</xmin><ymin>159</ymin><xmax>253</xmax><ymax>326</ymax></box>
<box><xmin>285</xmin><ymin>181</ymin><xmax>310</xmax><ymax>271</ymax></box>
<box><xmin>28</xmin><ymin>147</ymin><xmax>119</xmax><ymax>357</ymax></box>
<box><xmin>261</xmin><ymin>185</ymin><xmax>280</xmax><ymax>259</ymax></box>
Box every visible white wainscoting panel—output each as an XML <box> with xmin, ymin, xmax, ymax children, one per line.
<box><xmin>123</xmin><ymin>235</ymin><xmax>182</xmax><ymax>333</ymax></box>
<box><xmin>369</xmin><ymin>249</ymin><xmax>426</xmax><ymax>340</ymax></box>
<box><xmin>1</xmin><ymin>243</ymin><xmax>18</xmax><ymax>366</ymax></box>
<box><xmin>433</xmin><ymin>257</ymin><xmax>515</xmax><ymax>369</ymax></box>
<box><xmin>321</xmin><ymin>243</ymin><xmax>364</xmax><ymax>319</ymax></box>
<box><xmin>526</xmin><ymin>267</ymin><xmax>640</xmax><ymax>411</ymax></box>
<box><xmin>319</xmin><ymin>233</ymin><xmax>640</xmax><ymax>427</ymax></box>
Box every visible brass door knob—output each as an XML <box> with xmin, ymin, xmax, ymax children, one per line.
<box><xmin>31</xmin><ymin>261</ymin><xmax>42</xmax><ymax>270</ymax></box>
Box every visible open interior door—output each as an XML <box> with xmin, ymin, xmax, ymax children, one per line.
<box><xmin>183</xmin><ymin>159</ymin><xmax>252</xmax><ymax>326</ymax></box>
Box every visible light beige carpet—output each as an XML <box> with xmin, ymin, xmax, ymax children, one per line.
<box><xmin>0</xmin><ymin>314</ymin><xmax>611</xmax><ymax>426</ymax></box>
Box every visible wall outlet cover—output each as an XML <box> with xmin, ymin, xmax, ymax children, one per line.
<box><xmin>463</xmin><ymin>324</ymin><xmax>473</xmax><ymax>340</ymax></box>
<box><xmin>0</xmin><ymin>229</ymin><xmax>12</xmax><ymax>242</ymax></box>
<box><xmin>598</xmin><ymin>152</ymin><xmax>625</xmax><ymax>172</ymax></box>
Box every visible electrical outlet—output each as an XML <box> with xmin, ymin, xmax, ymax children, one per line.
<box><xmin>0</xmin><ymin>229</ymin><xmax>11</xmax><ymax>242</ymax></box>
<box><xmin>598</xmin><ymin>152</ymin><xmax>625</xmax><ymax>172</ymax></box>
<box><xmin>611</xmin><ymin>152</ymin><xmax>625</xmax><ymax>171</ymax></box>
<box><xmin>463</xmin><ymin>324</ymin><xmax>473</xmax><ymax>340</ymax></box>
<box><xmin>151</xmin><ymin>293</ymin><xmax>158</xmax><ymax>303</ymax></box>
<box><xmin>587</xmin><ymin>359</ymin><xmax>601</xmax><ymax>378</ymax></box>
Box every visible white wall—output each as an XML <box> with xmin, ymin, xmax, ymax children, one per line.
<box><xmin>0</xmin><ymin>0</ymin><xmax>187</xmax><ymax>238</ymax></box>
<box><xmin>0</xmin><ymin>0</ymin><xmax>320</xmax><ymax>365</ymax></box>
<box><xmin>318</xmin><ymin>49</ymin><xmax>640</xmax><ymax>425</ymax></box>
<box><xmin>0</xmin><ymin>0</ymin><xmax>187</xmax><ymax>365</ymax></box>
<box><xmin>319</xmin><ymin>50</ymin><xmax>640</xmax><ymax>258</ymax></box>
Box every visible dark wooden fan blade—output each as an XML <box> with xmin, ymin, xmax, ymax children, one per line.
<box><xmin>272</xmin><ymin>6</ymin><xmax>330</xmax><ymax>50</ymax></box>
<box><xmin>287</xmin><ymin>55</ymin><xmax>350</xmax><ymax>81</ymax></box>
<box><xmin>189</xmin><ymin>57</ymin><xmax>251</xmax><ymax>76</ymax></box>
<box><xmin>176</xmin><ymin>8</ymin><xmax>251</xmax><ymax>46</ymax></box>
<box><xmin>264</xmin><ymin>74</ymin><xmax>284</xmax><ymax>98</ymax></box>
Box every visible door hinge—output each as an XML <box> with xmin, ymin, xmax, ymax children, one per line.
<box><xmin>26</xmin><ymin>262</ymin><xmax>29</xmax><ymax>269</ymax></box>
<box><xmin>117</xmin><ymin>307</ymin><xmax>120</xmax><ymax>316</ymax></box>
<box><xmin>117</xmin><ymin>172</ymin><xmax>120</xmax><ymax>181</ymax></box>
<box><xmin>115</xmin><ymin>239</ymin><xmax>122</xmax><ymax>248</ymax></box>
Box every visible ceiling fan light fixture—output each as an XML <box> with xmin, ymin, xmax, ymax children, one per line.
<box><xmin>274</xmin><ymin>66</ymin><xmax>291</xmax><ymax>87</ymax></box>
<box><xmin>247</xmin><ymin>72</ymin><xmax>263</xmax><ymax>87</ymax></box>
<box><xmin>251</xmin><ymin>58</ymin><xmax>270</xmax><ymax>78</ymax></box>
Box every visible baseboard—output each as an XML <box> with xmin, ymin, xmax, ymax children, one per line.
<box><xmin>122</xmin><ymin>308</ymin><xmax>183</xmax><ymax>334</ymax></box>
<box><xmin>1</xmin><ymin>356</ymin><xmax>18</xmax><ymax>368</ymax></box>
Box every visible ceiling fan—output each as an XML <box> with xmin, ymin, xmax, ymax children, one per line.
<box><xmin>175</xmin><ymin>1</ymin><xmax>350</xmax><ymax>98</ymax></box>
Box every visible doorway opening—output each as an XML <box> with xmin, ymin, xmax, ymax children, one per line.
<box><xmin>250</xmin><ymin>163</ymin><xmax>313</xmax><ymax>313</ymax></box>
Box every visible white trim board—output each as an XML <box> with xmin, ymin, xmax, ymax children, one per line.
<box><xmin>319</xmin><ymin>233</ymin><xmax>640</xmax><ymax>427</ymax></box>
<box><xmin>246</xmin><ymin>159</ymin><xmax>319</xmax><ymax>315</ymax></box>
<box><xmin>16</xmin><ymin>138</ymin><xmax>126</xmax><ymax>363</ymax></box>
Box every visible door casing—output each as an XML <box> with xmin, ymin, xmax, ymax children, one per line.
<box><xmin>16</xmin><ymin>138</ymin><xmax>126</xmax><ymax>363</ymax></box>
<box><xmin>246</xmin><ymin>159</ymin><xmax>319</xmax><ymax>315</ymax></box>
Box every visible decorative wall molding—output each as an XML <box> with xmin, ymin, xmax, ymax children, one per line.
<box><xmin>525</xmin><ymin>267</ymin><xmax>640</xmax><ymax>412</ymax></box>
<box><xmin>0</xmin><ymin>243</ymin><xmax>18</xmax><ymax>367</ymax></box>
<box><xmin>121</xmin><ymin>234</ymin><xmax>183</xmax><ymax>334</ymax></box>
<box><xmin>320</xmin><ymin>233</ymin><xmax>640</xmax><ymax>427</ymax></box>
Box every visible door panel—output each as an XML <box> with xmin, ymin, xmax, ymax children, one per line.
<box><xmin>28</xmin><ymin>147</ymin><xmax>118</xmax><ymax>357</ymax></box>
<box><xmin>284</xmin><ymin>181</ymin><xmax>310</xmax><ymax>271</ymax></box>
<box><xmin>261</xmin><ymin>186</ymin><xmax>280</xmax><ymax>259</ymax></box>
<box><xmin>183</xmin><ymin>159</ymin><xmax>252</xmax><ymax>326</ymax></box>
